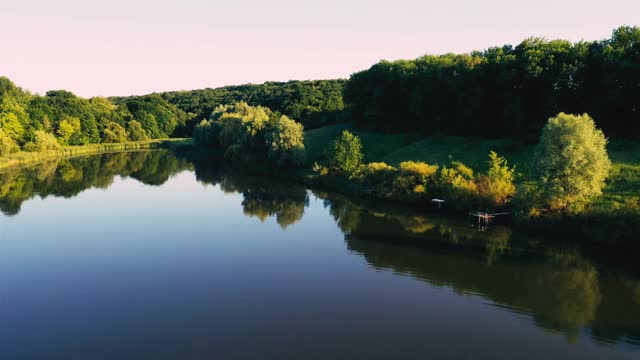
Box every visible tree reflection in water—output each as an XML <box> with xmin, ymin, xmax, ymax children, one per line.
<box><xmin>0</xmin><ymin>149</ymin><xmax>638</xmax><ymax>346</ymax></box>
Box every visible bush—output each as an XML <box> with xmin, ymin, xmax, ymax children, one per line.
<box><xmin>392</xmin><ymin>161</ymin><xmax>438</xmax><ymax>197</ymax></box>
<box><xmin>0</xmin><ymin>129</ymin><xmax>19</xmax><ymax>156</ymax></box>
<box><xmin>477</xmin><ymin>151</ymin><xmax>516</xmax><ymax>206</ymax></box>
<box><xmin>329</xmin><ymin>130</ymin><xmax>363</xmax><ymax>174</ymax></box>
<box><xmin>358</xmin><ymin>162</ymin><xmax>397</xmax><ymax>193</ymax></box>
<box><xmin>533</xmin><ymin>113</ymin><xmax>611</xmax><ymax>212</ymax></box>
<box><xmin>127</xmin><ymin>120</ymin><xmax>149</xmax><ymax>141</ymax></box>
<box><xmin>102</xmin><ymin>122</ymin><xmax>128</xmax><ymax>143</ymax></box>
<box><xmin>438</xmin><ymin>160</ymin><xmax>477</xmax><ymax>201</ymax></box>
<box><xmin>25</xmin><ymin>130</ymin><xmax>61</xmax><ymax>152</ymax></box>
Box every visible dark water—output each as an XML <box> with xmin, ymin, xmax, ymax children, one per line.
<box><xmin>0</xmin><ymin>150</ymin><xmax>638</xmax><ymax>359</ymax></box>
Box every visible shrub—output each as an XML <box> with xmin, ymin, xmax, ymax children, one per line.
<box><xmin>358</xmin><ymin>162</ymin><xmax>397</xmax><ymax>193</ymax></box>
<box><xmin>127</xmin><ymin>120</ymin><xmax>149</xmax><ymax>141</ymax></box>
<box><xmin>438</xmin><ymin>160</ymin><xmax>477</xmax><ymax>201</ymax></box>
<box><xmin>533</xmin><ymin>113</ymin><xmax>611</xmax><ymax>212</ymax></box>
<box><xmin>0</xmin><ymin>129</ymin><xmax>19</xmax><ymax>156</ymax></box>
<box><xmin>329</xmin><ymin>130</ymin><xmax>363</xmax><ymax>174</ymax></box>
<box><xmin>25</xmin><ymin>130</ymin><xmax>61</xmax><ymax>152</ymax></box>
<box><xmin>477</xmin><ymin>151</ymin><xmax>516</xmax><ymax>206</ymax></box>
<box><xmin>392</xmin><ymin>161</ymin><xmax>438</xmax><ymax>197</ymax></box>
<box><xmin>102</xmin><ymin>122</ymin><xmax>128</xmax><ymax>143</ymax></box>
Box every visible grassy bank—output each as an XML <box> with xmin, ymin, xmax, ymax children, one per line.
<box><xmin>0</xmin><ymin>138</ymin><xmax>194</xmax><ymax>172</ymax></box>
<box><xmin>304</xmin><ymin>124</ymin><xmax>640</xmax><ymax>242</ymax></box>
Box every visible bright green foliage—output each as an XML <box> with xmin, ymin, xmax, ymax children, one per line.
<box><xmin>478</xmin><ymin>151</ymin><xmax>516</xmax><ymax>206</ymax></box>
<box><xmin>56</xmin><ymin>118</ymin><xmax>81</xmax><ymax>145</ymax></box>
<box><xmin>0</xmin><ymin>129</ymin><xmax>19</xmax><ymax>156</ymax></box>
<box><xmin>200</xmin><ymin>102</ymin><xmax>307</xmax><ymax>167</ymax></box>
<box><xmin>358</xmin><ymin>162</ymin><xmax>397</xmax><ymax>190</ymax></box>
<box><xmin>0</xmin><ymin>112</ymin><xmax>25</xmax><ymax>142</ymax></box>
<box><xmin>212</xmin><ymin>102</ymin><xmax>270</xmax><ymax>148</ymax></box>
<box><xmin>534</xmin><ymin>113</ymin><xmax>612</xmax><ymax>212</ymax></box>
<box><xmin>25</xmin><ymin>130</ymin><xmax>61</xmax><ymax>152</ymax></box>
<box><xmin>439</xmin><ymin>161</ymin><xmax>478</xmax><ymax>201</ymax></box>
<box><xmin>102</xmin><ymin>122</ymin><xmax>128</xmax><ymax>143</ymax></box>
<box><xmin>266</xmin><ymin>115</ymin><xmax>306</xmax><ymax>166</ymax></box>
<box><xmin>329</xmin><ymin>131</ymin><xmax>363</xmax><ymax>174</ymax></box>
<box><xmin>0</xmin><ymin>76</ymin><xmax>179</xmax><ymax>153</ymax></box>
<box><xmin>393</xmin><ymin>161</ymin><xmax>439</xmax><ymax>195</ymax></box>
<box><xmin>0</xmin><ymin>77</ymin><xmax>31</xmax><ymax>143</ymax></box>
<box><xmin>127</xmin><ymin>120</ymin><xmax>148</xmax><ymax>141</ymax></box>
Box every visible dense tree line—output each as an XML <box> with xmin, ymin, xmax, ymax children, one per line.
<box><xmin>0</xmin><ymin>77</ymin><xmax>187</xmax><ymax>154</ymax></box>
<box><xmin>135</xmin><ymin>80</ymin><xmax>346</xmax><ymax>132</ymax></box>
<box><xmin>345</xmin><ymin>26</ymin><xmax>640</xmax><ymax>139</ymax></box>
<box><xmin>193</xmin><ymin>102</ymin><xmax>306</xmax><ymax>167</ymax></box>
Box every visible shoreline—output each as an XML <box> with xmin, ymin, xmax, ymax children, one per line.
<box><xmin>0</xmin><ymin>138</ymin><xmax>194</xmax><ymax>173</ymax></box>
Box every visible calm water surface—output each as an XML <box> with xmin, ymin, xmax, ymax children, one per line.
<box><xmin>0</xmin><ymin>150</ymin><xmax>638</xmax><ymax>359</ymax></box>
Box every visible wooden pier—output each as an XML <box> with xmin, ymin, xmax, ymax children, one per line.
<box><xmin>468</xmin><ymin>211</ymin><xmax>512</xmax><ymax>227</ymax></box>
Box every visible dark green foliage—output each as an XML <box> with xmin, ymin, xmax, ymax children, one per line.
<box><xmin>345</xmin><ymin>26</ymin><xmax>640</xmax><ymax>140</ymax></box>
<box><xmin>192</xmin><ymin>119</ymin><xmax>220</xmax><ymax>146</ymax></box>
<box><xmin>117</xmin><ymin>94</ymin><xmax>187</xmax><ymax>139</ymax></box>
<box><xmin>328</xmin><ymin>131</ymin><xmax>363</xmax><ymax>174</ymax></box>
<box><xmin>133</xmin><ymin>80</ymin><xmax>346</xmax><ymax>134</ymax></box>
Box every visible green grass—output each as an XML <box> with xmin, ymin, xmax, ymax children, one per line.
<box><xmin>0</xmin><ymin>138</ymin><xmax>193</xmax><ymax>172</ymax></box>
<box><xmin>305</xmin><ymin>124</ymin><xmax>530</xmax><ymax>169</ymax></box>
<box><xmin>305</xmin><ymin>123</ymin><xmax>640</xmax><ymax>215</ymax></box>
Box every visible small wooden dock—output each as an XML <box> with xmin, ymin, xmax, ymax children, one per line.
<box><xmin>468</xmin><ymin>211</ymin><xmax>512</xmax><ymax>226</ymax></box>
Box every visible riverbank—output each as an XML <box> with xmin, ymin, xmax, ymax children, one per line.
<box><xmin>302</xmin><ymin>124</ymin><xmax>640</xmax><ymax>243</ymax></box>
<box><xmin>0</xmin><ymin>138</ymin><xmax>194</xmax><ymax>172</ymax></box>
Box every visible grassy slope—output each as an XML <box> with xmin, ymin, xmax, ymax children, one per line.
<box><xmin>0</xmin><ymin>138</ymin><xmax>193</xmax><ymax>172</ymax></box>
<box><xmin>305</xmin><ymin>123</ymin><xmax>640</xmax><ymax>214</ymax></box>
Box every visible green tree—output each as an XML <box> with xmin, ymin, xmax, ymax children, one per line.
<box><xmin>478</xmin><ymin>151</ymin><xmax>516</xmax><ymax>206</ymax></box>
<box><xmin>102</xmin><ymin>122</ymin><xmax>128</xmax><ymax>143</ymax></box>
<box><xmin>0</xmin><ymin>112</ymin><xmax>25</xmax><ymax>143</ymax></box>
<box><xmin>127</xmin><ymin>120</ymin><xmax>148</xmax><ymax>141</ymax></box>
<box><xmin>193</xmin><ymin>119</ymin><xmax>219</xmax><ymax>146</ymax></box>
<box><xmin>25</xmin><ymin>130</ymin><xmax>61</xmax><ymax>152</ymax></box>
<box><xmin>0</xmin><ymin>128</ymin><xmax>19</xmax><ymax>156</ymax></box>
<box><xmin>56</xmin><ymin>118</ymin><xmax>81</xmax><ymax>145</ymax></box>
<box><xmin>266</xmin><ymin>115</ymin><xmax>306</xmax><ymax>166</ymax></box>
<box><xmin>533</xmin><ymin>113</ymin><xmax>611</xmax><ymax>211</ymax></box>
<box><xmin>329</xmin><ymin>130</ymin><xmax>363</xmax><ymax>174</ymax></box>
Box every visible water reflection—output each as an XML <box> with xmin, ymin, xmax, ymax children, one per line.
<box><xmin>1</xmin><ymin>150</ymin><xmax>639</xmax><ymax>349</ymax></box>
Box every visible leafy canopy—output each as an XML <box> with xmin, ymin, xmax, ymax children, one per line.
<box><xmin>533</xmin><ymin>113</ymin><xmax>611</xmax><ymax>212</ymax></box>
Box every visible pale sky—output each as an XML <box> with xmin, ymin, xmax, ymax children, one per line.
<box><xmin>1</xmin><ymin>0</ymin><xmax>638</xmax><ymax>97</ymax></box>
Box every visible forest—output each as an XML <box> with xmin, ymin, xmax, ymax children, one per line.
<box><xmin>146</xmin><ymin>79</ymin><xmax>346</xmax><ymax>131</ymax></box>
<box><xmin>345</xmin><ymin>26</ymin><xmax>640</xmax><ymax>140</ymax></box>
<box><xmin>0</xmin><ymin>76</ymin><xmax>188</xmax><ymax>155</ymax></box>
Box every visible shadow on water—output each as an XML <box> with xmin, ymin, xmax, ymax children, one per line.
<box><xmin>1</xmin><ymin>149</ymin><xmax>639</xmax><ymax>348</ymax></box>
